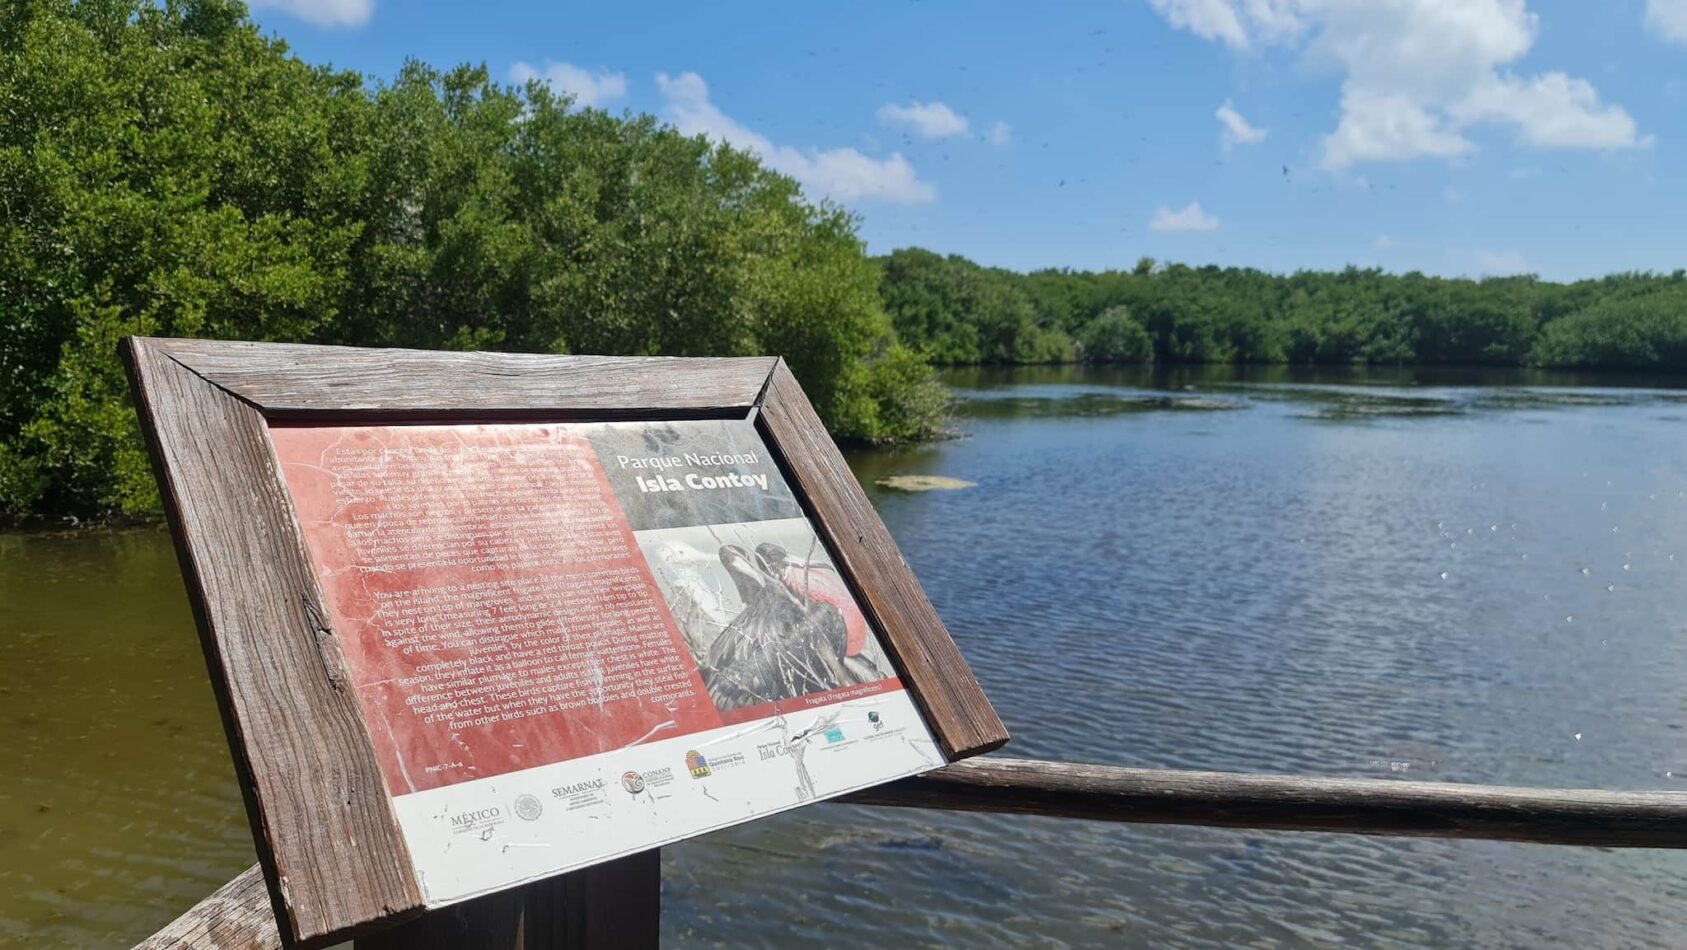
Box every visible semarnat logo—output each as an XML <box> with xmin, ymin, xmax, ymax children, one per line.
<box><xmin>551</xmin><ymin>778</ymin><xmax>607</xmax><ymax>798</ymax></box>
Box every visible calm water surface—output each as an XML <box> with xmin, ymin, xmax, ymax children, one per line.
<box><xmin>5</xmin><ymin>365</ymin><xmax>1687</xmax><ymax>947</ymax></box>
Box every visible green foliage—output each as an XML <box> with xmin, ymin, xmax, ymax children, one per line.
<box><xmin>854</xmin><ymin>345</ymin><xmax>954</xmax><ymax>442</ymax></box>
<box><xmin>1077</xmin><ymin>306</ymin><xmax>1152</xmax><ymax>363</ymax></box>
<box><xmin>1533</xmin><ymin>284</ymin><xmax>1687</xmax><ymax>368</ymax></box>
<box><xmin>0</xmin><ymin>0</ymin><xmax>944</xmax><ymax>524</ymax></box>
<box><xmin>882</xmin><ymin>253</ymin><xmax>1687</xmax><ymax>374</ymax></box>
<box><xmin>879</xmin><ymin>249</ymin><xmax>1070</xmax><ymax>364</ymax></box>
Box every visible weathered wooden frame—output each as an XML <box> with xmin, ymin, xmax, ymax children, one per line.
<box><xmin>122</xmin><ymin>337</ymin><xmax>1009</xmax><ymax>949</ymax></box>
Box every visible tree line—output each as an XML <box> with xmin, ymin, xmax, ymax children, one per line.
<box><xmin>1</xmin><ymin>0</ymin><xmax>946</xmax><ymax>523</ymax></box>
<box><xmin>878</xmin><ymin>248</ymin><xmax>1687</xmax><ymax>370</ymax></box>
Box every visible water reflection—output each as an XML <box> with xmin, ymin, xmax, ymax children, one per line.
<box><xmin>955</xmin><ymin>390</ymin><xmax>1246</xmax><ymax>420</ymax></box>
<box><xmin>0</xmin><ymin>529</ymin><xmax>250</xmax><ymax>948</ymax></box>
<box><xmin>948</xmin><ymin>364</ymin><xmax>1687</xmax><ymax>423</ymax></box>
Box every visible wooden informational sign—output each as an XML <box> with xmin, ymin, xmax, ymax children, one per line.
<box><xmin>122</xmin><ymin>339</ymin><xmax>1006</xmax><ymax>948</ymax></box>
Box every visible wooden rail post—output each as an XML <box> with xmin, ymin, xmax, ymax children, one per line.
<box><xmin>352</xmin><ymin>850</ymin><xmax>660</xmax><ymax>950</ymax></box>
<box><xmin>137</xmin><ymin>756</ymin><xmax>1687</xmax><ymax>949</ymax></box>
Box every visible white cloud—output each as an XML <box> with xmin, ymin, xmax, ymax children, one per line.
<box><xmin>1150</xmin><ymin>201</ymin><xmax>1221</xmax><ymax>232</ymax></box>
<box><xmin>1216</xmin><ymin>100</ymin><xmax>1268</xmax><ymax>147</ymax></box>
<box><xmin>1646</xmin><ymin>0</ymin><xmax>1687</xmax><ymax>44</ymax></box>
<box><xmin>510</xmin><ymin>61</ymin><xmax>628</xmax><ymax>108</ymax></box>
<box><xmin>248</xmin><ymin>0</ymin><xmax>372</xmax><ymax>27</ymax></box>
<box><xmin>1149</xmin><ymin>0</ymin><xmax>1253</xmax><ymax>48</ymax></box>
<box><xmin>1321</xmin><ymin>88</ymin><xmax>1474</xmax><ymax>168</ymax></box>
<box><xmin>1477</xmin><ymin>249</ymin><xmax>1530</xmax><ymax>274</ymax></box>
<box><xmin>988</xmin><ymin>121</ymin><xmax>1013</xmax><ymax>147</ymax></box>
<box><xmin>657</xmin><ymin>72</ymin><xmax>936</xmax><ymax>205</ymax></box>
<box><xmin>1147</xmin><ymin>0</ymin><xmax>1646</xmax><ymax>169</ymax></box>
<box><xmin>1453</xmin><ymin>72</ymin><xmax>1642</xmax><ymax>149</ymax></box>
<box><xmin>877</xmin><ymin>101</ymin><xmax>970</xmax><ymax>139</ymax></box>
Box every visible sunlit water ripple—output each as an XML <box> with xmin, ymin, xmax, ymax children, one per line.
<box><xmin>4</xmin><ymin>365</ymin><xmax>1687</xmax><ymax>947</ymax></box>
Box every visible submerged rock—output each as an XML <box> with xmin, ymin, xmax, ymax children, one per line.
<box><xmin>875</xmin><ymin>475</ymin><xmax>977</xmax><ymax>492</ymax></box>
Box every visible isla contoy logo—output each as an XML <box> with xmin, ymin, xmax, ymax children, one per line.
<box><xmin>513</xmin><ymin>794</ymin><xmax>543</xmax><ymax>821</ymax></box>
<box><xmin>621</xmin><ymin>770</ymin><xmax>646</xmax><ymax>794</ymax></box>
<box><xmin>685</xmin><ymin>750</ymin><xmax>711</xmax><ymax>779</ymax></box>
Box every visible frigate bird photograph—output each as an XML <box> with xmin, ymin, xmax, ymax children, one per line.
<box><xmin>638</xmin><ymin>519</ymin><xmax>894</xmax><ymax>712</ymax></box>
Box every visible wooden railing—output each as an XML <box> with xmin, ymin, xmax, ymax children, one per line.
<box><xmin>135</xmin><ymin>755</ymin><xmax>1687</xmax><ymax>948</ymax></box>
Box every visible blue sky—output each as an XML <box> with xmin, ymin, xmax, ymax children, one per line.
<box><xmin>250</xmin><ymin>0</ymin><xmax>1687</xmax><ymax>281</ymax></box>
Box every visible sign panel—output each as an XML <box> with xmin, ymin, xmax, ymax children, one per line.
<box><xmin>270</xmin><ymin>418</ymin><xmax>940</xmax><ymax>905</ymax></box>
<box><xmin>125</xmin><ymin>339</ymin><xmax>1006</xmax><ymax>945</ymax></box>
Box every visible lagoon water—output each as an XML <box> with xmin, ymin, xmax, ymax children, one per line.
<box><xmin>6</xmin><ymin>365</ymin><xmax>1687</xmax><ymax>947</ymax></box>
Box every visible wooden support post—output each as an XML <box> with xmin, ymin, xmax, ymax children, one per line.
<box><xmin>351</xmin><ymin>850</ymin><xmax>660</xmax><ymax>950</ymax></box>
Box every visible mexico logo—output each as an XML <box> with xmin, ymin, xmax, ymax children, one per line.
<box><xmin>447</xmin><ymin>807</ymin><xmax>500</xmax><ymax>832</ymax></box>
<box><xmin>685</xmin><ymin>750</ymin><xmax>711</xmax><ymax>779</ymax></box>
<box><xmin>621</xmin><ymin>770</ymin><xmax>646</xmax><ymax>794</ymax></box>
<box><xmin>513</xmin><ymin>794</ymin><xmax>543</xmax><ymax>821</ymax></box>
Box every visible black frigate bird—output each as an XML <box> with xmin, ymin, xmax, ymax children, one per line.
<box><xmin>699</xmin><ymin>544</ymin><xmax>852</xmax><ymax>711</ymax></box>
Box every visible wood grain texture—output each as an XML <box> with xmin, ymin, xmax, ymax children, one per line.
<box><xmin>123</xmin><ymin>339</ymin><xmax>424</xmax><ymax>948</ymax></box>
<box><xmin>757</xmin><ymin>362</ymin><xmax>1009</xmax><ymax>760</ymax></box>
<box><xmin>134</xmin><ymin>865</ymin><xmax>278</xmax><ymax>950</ymax></box>
<box><xmin>149</xmin><ymin>338</ymin><xmax>776</xmax><ymax>417</ymax></box>
<box><xmin>351</xmin><ymin>851</ymin><xmax>660</xmax><ymax>950</ymax></box>
<box><xmin>841</xmin><ymin>757</ymin><xmax>1687</xmax><ymax>848</ymax></box>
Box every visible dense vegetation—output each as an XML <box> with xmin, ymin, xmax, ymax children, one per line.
<box><xmin>0</xmin><ymin>0</ymin><xmax>947</xmax><ymax>524</ymax></box>
<box><xmin>6</xmin><ymin>1</ymin><xmax>1687</xmax><ymax>526</ymax></box>
<box><xmin>879</xmin><ymin>249</ymin><xmax>1687</xmax><ymax>370</ymax></box>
